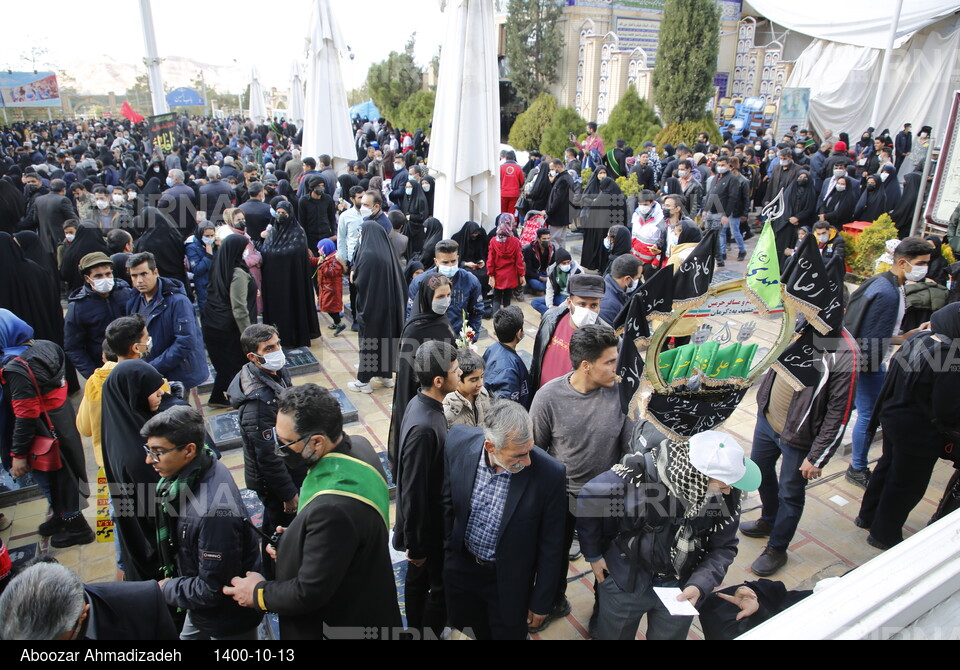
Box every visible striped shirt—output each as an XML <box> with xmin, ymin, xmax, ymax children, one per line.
<box><xmin>464</xmin><ymin>449</ymin><xmax>513</xmax><ymax>561</ymax></box>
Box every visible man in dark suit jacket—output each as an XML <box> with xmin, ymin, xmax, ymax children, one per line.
<box><xmin>238</xmin><ymin>182</ymin><xmax>273</xmax><ymax>242</ymax></box>
<box><xmin>157</xmin><ymin>168</ymin><xmax>198</xmax><ymax>240</ymax></box>
<box><xmin>546</xmin><ymin>159</ymin><xmax>574</xmax><ymax>248</ymax></box>
<box><xmin>442</xmin><ymin>400</ymin><xmax>566</xmax><ymax>640</ymax></box>
<box><xmin>895</xmin><ymin>123</ymin><xmax>912</xmax><ymax>172</ymax></box>
<box><xmin>0</xmin><ymin>562</ymin><xmax>177</xmax><ymax>640</ymax></box>
<box><xmin>224</xmin><ymin>384</ymin><xmax>401</xmax><ymax>640</ymax></box>
<box><xmin>30</xmin><ymin>178</ymin><xmax>78</xmax><ymax>260</ymax></box>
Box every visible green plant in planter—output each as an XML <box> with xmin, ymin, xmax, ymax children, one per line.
<box><xmin>616</xmin><ymin>173</ymin><xmax>642</xmax><ymax>199</ymax></box>
<box><xmin>581</xmin><ymin>168</ymin><xmax>594</xmax><ymax>186</ymax></box>
<box><xmin>846</xmin><ymin>214</ymin><xmax>899</xmax><ymax>278</ymax></box>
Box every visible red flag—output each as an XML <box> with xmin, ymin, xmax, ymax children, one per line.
<box><xmin>120</xmin><ymin>101</ymin><xmax>144</xmax><ymax>124</ymax></box>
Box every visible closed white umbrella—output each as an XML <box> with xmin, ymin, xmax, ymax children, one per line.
<box><xmin>302</xmin><ymin>0</ymin><xmax>355</xmax><ymax>170</ymax></box>
<box><xmin>431</xmin><ymin>0</ymin><xmax>501</xmax><ymax>236</ymax></box>
<box><xmin>289</xmin><ymin>61</ymin><xmax>306</xmax><ymax>127</ymax></box>
<box><xmin>249</xmin><ymin>66</ymin><xmax>267</xmax><ymax>123</ymax></box>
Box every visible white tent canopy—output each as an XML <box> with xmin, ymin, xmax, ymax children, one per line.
<box><xmin>784</xmin><ymin>13</ymin><xmax>960</xmax><ymax>141</ymax></box>
<box><xmin>301</xmin><ymin>0</ymin><xmax>355</xmax><ymax>170</ymax></box>
<box><xmin>430</xmin><ymin>0</ymin><xmax>501</xmax><ymax>236</ymax></box>
<box><xmin>745</xmin><ymin>0</ymin><xmax>960</xmax><ymax>49</ymax></box>
<box><xmin>248</xmin><ymin>66</ymin><xmax>267</xmax><ymax>123</ymax></box>
<box><xmin>289</xmin><ymin>61</ymin><xmax>306</xmax><ymax>127</ymax></box>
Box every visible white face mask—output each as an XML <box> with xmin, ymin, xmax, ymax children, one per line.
<box><xmin>677</xmin><ymin>170</ymin><xmax>689</xmax><ymax>178</ymax></box>
<box><xmin>92</xmin><ymin>277</ymin><xmax>114</xmax><ymax>293</ymax></box>
<box><xmin>437</xmin><ymin>264</ymin><xmax>458</xmax><ymax>278</ymax></box>
<box><xmin>65</xmin><ymin>233</ymin><xmax>75</xmax><ymax>242</ymax></box>
<box><xmin>259</xmin><ymin>350</ymin><xmax>286</xmax><ymax>372</ymax></box>
<box><xmin>112</xmin><ymin>194</ymin><xmax>124</xmax><ymax>205</ymax></box>
<box><xmin>904</xmin><ymin>262</ymin><xmax>928</xmax><ymax>282</ymax></box>
<box><xmin>817</xmin><ymin>233</ymin><xmax>829</xmax><ymax>243</ymax></box>
<box><xmin>432</xmin><ymin>297</ymin><xmax>451</xmax><ymax>315</ymax></box>
<box><xmin>717</xmin><ymin>165</ymin><xmax>729</xmax><ymax>174</ymax></box>
<box><xmin>836</xmin><ymin>184</ymin><xmax>846</xmax><ymax>192</ymax></box>
<box><xmin>405</xmin><ymin>188</ymin><xmax>413</xmax><ymax>196</ymax></box>
<box><xmin>558</xmin><ymin>263</ymin><xmax>572</xmax><ymax>273</ymax></box>
<box><xmin>639</xmin><ymin>205</ymin><xmax>652</xmax><ymax>216</ymax></box>
<box><xmin>550</xmin><ymin>170</ymin><xmax>559</xmax><ymax>178</ymax></box>
<box><xmin>627</xmin><ymin>278</ymin><xmax>639</xmax><ymax>292</ymax></box>
<box><xmin>570</xmin><ymin>305</ymin><xmax>599</xmax><ymax>328</ymax></box>
<box><xmin>202</xmin><ymin>236</ymin><xmax>216</xmax><ymax>246</ymax></box>
<box><xmin>833</xmin><ymin>169</ymin><xmax>845</xmax><ymax>178</ymax></box>
<box><xmin>359</xmin><ymin>206</ymin><xmax>373</xmax><ymax>219</ymax></box>
<box><xmin>422</xmin><ymin>183</ymin><xmax>431</xmax><ymax>192</ymax></box>
<box><xmin>96</xmin><ymin>199</ymin><xmax>110</xmax><ymax>210</ymax></box>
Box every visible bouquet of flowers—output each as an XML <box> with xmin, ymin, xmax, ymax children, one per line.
<box><xmin>456</xmin><ymin>310</ymin><xmax>478</xmax><ymax>351</ymax></box>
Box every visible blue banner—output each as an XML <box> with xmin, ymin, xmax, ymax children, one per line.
<box><xmin>166</xmin><ymin>87</ymin><xmax>205</xmax><ymax>107</ymax></box>
<box><xmin>0</xmin><ymin>72</ymin><xmax>60</xmax><ymax>108</ymax></box>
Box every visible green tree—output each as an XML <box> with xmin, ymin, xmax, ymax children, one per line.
<box><xmin>653</xmin><ymin>0</ymin><xmax>720</xmax><ymax>125</ymax></box>
<box><xmin>540</xmin><ymin>106</ymin><xmax>586</xmax><ymax>158</ymax></box>
<box><xmin>347</xmin><ymin>84</ymin><xmax>370</xmax><ymax>107</ymax></box>
<box><xmin>504</xmin><ymin>0</ymin><xmax>564</xmax><ymax>104</ymax></box>
<box><xmin>366</xmin><ymin>50</ymin><xmax>422</xmax><ymax>123</ymax></box>
<box><xmin>507</xmin><ymin>93</ymin><xmax>558</xmax><ymax>152</ymax></box>
<box><xmin>598</xmin><ymin>88</ymin><xmax>662</xmax><ymax>153</ymax></box>
<box><xmin>394</xmin><ymin>90</ymin><xmax>436</xmax><ymax>133</ymax></box>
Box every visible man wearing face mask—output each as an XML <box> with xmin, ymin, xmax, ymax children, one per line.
<box><xmin>238</xmin><ymin>182</ymin><xmax>272</xmax><ymax>242</ymax></box>
<box><xmin>546</xmin><ymin>159</ymin><xmax>575</xmax><ymax>248</ymax></box>
<box><xmin>389</xmin><ymin>155</ymin><xmax>409</xmax><ymax>205</ymax></box>
<box><xmin>764</xmin><ymin>148</ymin><xmax>801</xmax><ymax>209</ymax></box>
<box><xmin>64</xmin><ymin>253</ymin><xmax>133</xmax><ymax>379</ymax></box>
<box><xmin>228</xmin><ymin>324</ymin><xmax>304</xmax><ymax>578</ymax></box>
<box><xmin>157</xmin><ymin>169</ymin><xmax>198</xmax><ymax>241</ymax></box>
<box><xmin>813</xmin><ymin>220</ymin><xmax>845</xmax><ymax>262</ymax></box>
<box><xmin>844</xmin><ymin>237</ymin><xmax>932</xmax><ymax>489</ymax></box>
<box><xmin>360</xmin><ymin>189</ymin><xmax>391</xmax><ymax>235</ymax></box>
<box><xmin>223</xmin><ymin>384</ymin><xmax>400</xmax><ymax>639</ymax></box>
<box><xmin>408</xmin><ymin>238</ymin><xmax>485</xmax><ymax>336</ymax></box>
<box><xmin>530</xmin><ymin>273</ymin><xmax>608</xmax><ymax>393</ymax></box>
<box><xmin>599</xmin><ymin>255</ymin><xmax>642</xmax><ymax>325</ymax></box>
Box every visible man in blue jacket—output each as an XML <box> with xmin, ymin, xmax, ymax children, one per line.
<box><xmin>408</xmin><ymin>238</ymin><xmax>485</xmax><ymax>337</ymax></box>
<box><xmin>126</xmin><ymin>251</ymin><xmax>208</xmax><ymax>394</ymax></box>
<box><xmin>64</xmin><ymin>252</ymin><xmax>133</xmax><ymax>379</ymax></box>
<box><xmin>599</xmin><ymin>255</ymin><xmax>642</xmax><ymax>325</ymax></box>
<box><xmin>143</xmin><ymin>406</ymin><xmax>263</xmax><ymax>640</ymax></box>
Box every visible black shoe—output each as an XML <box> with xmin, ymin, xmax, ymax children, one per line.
<box><xmin>717</xmin><ymin>261</ymin><xmax>726</xmax><ymax>268</ymax></box>
<box><xmin>737</xmin><ymin>250</ymin><xmax>747</xmax><ymax>262</ymax></box>
<box><xmin>845</xmin><ymin>466</ymin><xmax>871</xmax><ymax>490</ymax></box>
<box><xmin>207</xmin><ymin>396</ymin><xmax>230</xmax><ymax>410</ymax></box>
<box><xmin>350</xmin><ymin>322</ymin><xmax>359</xmax><ymax>332</ymax></box>
<box><xmin>740</xmin><ymin>519</ymin><xmax>774</xmax><ymax>538</ymax></box>
<box><xmin>854</xmin><ymin>516</ymin><xmax>870</xmax><ymax>529</ymax></box>
<box><xmin>50</xmin><ymin>513</ymin><xmax>95</xmax><ymax>548</ymax></box>
<box><xmin>751</xmin><ymin>546</ymin><xmax>787</xmax><ymax>577</ymax></box>
<box><xmin>569</xmin><ymin>537</ymin><xmax>582</xmax><ymax>562</ymax></box>
<box><xmin>38</xmin><ymin>515</ymin><xmax>65</xmax><ymax>537</ymax></box>
<box><xmin>866</xmin><ymin>534</ymin><xmax>889</xmax><ymax>551</ymax></box>
<box><xmin>529</xmin><ymin>597</ymin><xmax>572</xmax><ymax>634</ymax></box>
<box><xmin>334</xmin><ymin>324</ymin><xmax>346</xmax><ymax>336</ymax></box>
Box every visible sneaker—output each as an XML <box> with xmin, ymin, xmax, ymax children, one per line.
<box><xmin>333</xmin><ymin>324</ymin><xmax>347</xmax><ymax>336</ymax></box>
<box><xmin>529</xmin><ymin>597</ymin><xmax>572</xmax><ymax>634</ymax></box>
<box><xmin>50</xmin><ymin>513</ymin><xmax>95</xmax><ymax>549</ymax></box>
<box><xmin>568</xmin><ymin>537</ymin><xmax>583</xmax><ymax>562</ymax></box>
<box><xmin>845</xmin><ymin>466</ymin><xmax>871</xmax><ymax>489</ymax></box>
<box><xmin>38</xmin><ymin>515</ymin><xmax>65</xmax><ymax>537</ymax></box>
<box><xmin>739</xmin><ymin>518</ymin><xmax>774</xmax><ymax>538</ymax></box>
<box><xmin>350</xmin><ymin>322</ymin><xmax>360</xmax><ymax>332</ymax></box>
<box><xmin>347</xmin><ymin>380</ymin><xmax>373</xmax><ymax>394</ymax></box>
<box><xmin>381</xmin><ymin>378</ymin><xmax>395</xmax><ymax>389</ymax></box>
<box><xmin>750</xmin><ymin>545</ymin><xmax>787</xmax><ymax>577</ymax></box>
<box><xmin>0</xmin><ymin>513</ymin><xmax>12</xmax><ymax>532</ymax></box>
<box><xmin>866</xmin><ymin>534</ymin><xmax>889</xmax><ymax>551</ymax></box>
<box><xmin>328</xmin><ymin>323</ymin><xmax>341</xmax><ymax>330</ymax></box>
<box><xmin>737</xmin><ymin>250</ymin><xmax>747</xmax><ymax>262</ymax></box>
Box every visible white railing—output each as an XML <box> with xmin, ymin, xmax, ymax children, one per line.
<box><xmin>740</xmin><ymin>508</ymin><xmax>960</xmax><ymax>640</ymax></box>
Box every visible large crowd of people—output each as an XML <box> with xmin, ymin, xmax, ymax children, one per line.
<box><xmin>0</xmin><ymin>109</ymin><xmax>957</xmax><ymax>642</ymax></box>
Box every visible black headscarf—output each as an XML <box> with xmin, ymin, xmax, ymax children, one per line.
<box><xmin>527</xmin><ymin>164</ymin><xmax>553</xmax><ymax>210</ymax></box>
<box><xmin>931</xmin><ymin>302</ymin><xmax>960</xmax><ymax>339</ymax></box>
<box><xmin>452</xmin><ymin>221</ymin><xmax>488</xmax><ymax>265</ymax></box>
<box><xmin>60</xmin><ymin>221</ymin><xmax>110</xmax><ymax>291</ymax></box>
<box><xmin>387</xmin><ymin>274</ymin><xmax>457</xmax><ymax>467</ymax></box>
<box><xmin>0</xmin><ymin>232</ymin><xmax>63</xmax><ymax>347</ymax></box>
<box><xmin>891</xmin><ymin>172</ymin><xmax>921</xmax><ymax>237</ymax></box>
<box><xmin>0</xmin><ymin>178</ymin><xmax>25</xmax><ymax>235</ymax></box>
<box><xmin>13</xmin><ymin>230</ymin><xmax>45</xmax><ymax>267</ymax></box>
<box><xmin>419</xmin><ymin>217</ymin><xmax>445</xmax><ymax>268</ymax></box>
<box><xmin>100</xmin><ymin>359</ymin><xmax>166</xmax><ymax>582</ymax></box>
<box><xmin>881</xmin><ymin>164</ymin><xmax>901</xmax><ymax>210</ymax></box>
<box><xmin>260</xmin><ymin>201</ymin><xmax>319</xmax><ymax>346</ymax></box>
<box><xmin>133</xmin><ymin>207</ymin><xmax>187</xmax><ymax>285</ymax></box>
<box><xmin>203</xmin><ymin>234</ymin><xmax>256</xmax><ymax>331</ymax></box>
<box><xmin>854</xmin><ymin>175</ymin><xmax>888</xmax><ymax>223</ymax></box>
<box><xmin>404</xmin><ymin>260</ymin><xmax>425</xmax><ymax>286</ymax></box>
<box><xmin>925</xmin><ymin>235</ymin><xmax>949</xmax><ymax>286</ymax></box>
<box><xmin>401</xmin><ymin>179</ymin><xmax>429</xmax><ymax>223</ymax></box>
<box><xmin>353</xmin><ymin>221</ymin><xmax>405</xmax><ymax>353</ymax></box>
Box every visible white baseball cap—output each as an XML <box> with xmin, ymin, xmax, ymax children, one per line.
<box><xmin>688</xmin><ymin>431</ymin><xmax>761</xmax><ymax>491</ymax></box>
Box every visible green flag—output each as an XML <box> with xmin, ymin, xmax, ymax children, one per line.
<box><xmin>745</xmin><ymin>222</ymin><xmax>782</xmax><ymax>315</ymax></box>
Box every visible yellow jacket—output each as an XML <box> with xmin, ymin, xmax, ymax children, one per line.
<box><xmin>76</xmin><ymin>361</ymin><xmax>117</xmax><ymax>468</ymax></box>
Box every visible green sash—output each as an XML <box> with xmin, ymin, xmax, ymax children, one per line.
<box><xmin>298</xmin><ymin>451</ymin><xmax>390</xmax><ymax>527</ymax></box>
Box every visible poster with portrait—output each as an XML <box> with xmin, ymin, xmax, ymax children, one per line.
<box><xmin>0</xmin><ymin>71</ymin><xmax>61</xmax><ymax>108</ymax></box>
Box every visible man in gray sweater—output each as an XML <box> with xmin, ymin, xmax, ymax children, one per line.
<box><xmin>529</xmin><ymin>323</ymin><xmax>633</xmax><ymax>632</ymax></box>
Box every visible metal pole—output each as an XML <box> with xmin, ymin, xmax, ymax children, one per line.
<box><xmin>869</xmin><ymin>0</ymin><xmax>904</xmax><ymax>128</ymax></box>
<box><xmin>199</xmin><ymin>70</ymin><xmax>209</xmax><ymax>117</ymax></box>
<box><xmin>910</xmin><ymin>133</ymin><xmax>935</xmax><ymax>238</ymax></box>
<box><xmin>138</xmin><ymin>0</ymin><xmax>169</xmax><ymax>115</ymax></box>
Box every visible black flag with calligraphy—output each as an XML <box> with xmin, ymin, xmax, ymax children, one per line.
<box><xmin>772</xmin><ymin>327</ymin><xmax>823</xmax><ymax>391</ymax></box>
<box><xmin>643</xmin><ymin>386</ymin><xmax>750</xmax><ymax>441</ymax></box>
<box><xmin>780</xmin><ymin>234</ymin><xmax>832</xmax><ymax>335</ymax></box>
<box><xmin>674</xmin><ymin>229</ymin><xmax>717</xmax><ymax>310</ymax></box>
<box><xmin>614</xmin><ymin>265</ymin><xmax>675</xmax><ymax>330</ymax></box>
<box><xmin>616</xmin><ymin>288</ymin><xmax>651</xmax><ymax>416</ymax></box>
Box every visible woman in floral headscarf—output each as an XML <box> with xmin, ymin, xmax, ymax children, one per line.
<box><xmin>486</xmin><ymin>214</ymin><xmax>525</xmax><ymax>315</ymax></box>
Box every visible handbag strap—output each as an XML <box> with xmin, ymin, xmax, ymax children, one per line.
<box><xmin>11</xmin><ymin>356</ymin><xmax>57</xmax><ymax>435</ymax></box>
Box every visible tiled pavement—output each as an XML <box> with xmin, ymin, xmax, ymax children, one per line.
<box><xmin>1</xmin><ymin>228</ymin><xmax>955</xmax><ymax>640</ymax></box>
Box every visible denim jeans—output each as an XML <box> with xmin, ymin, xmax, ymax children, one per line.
<box><xmin>721</xmin><ymin>216</ymin><xmax>744</xmax><ymax>256</ymax></box>
<box><xmin>851</xmin><ymin>369</ymin><xmax>886</xmax><ymax>470</ymax></box>
<box><xmin>751</xmin><ymin>413</ymin><xmax>809</xmax><ymax>551</ymax></box>
<box><xmin>531</xmin><ymin>294</ymin><xmax>565</xmax><ymax>316</ymax></box>
<box><xmin>179</xmin><ymin>611</ymin><xmax>258</xmax><ymax>640</ymax></box>
<box><xmin>595</xmin><ymin>576</ymin><xmax>693</xmax><ymax>640</ymax></box>
<box><xmin>528</xmin><ymin>277</ymin><xmax>547</xmax><ymax>293</ymax></box>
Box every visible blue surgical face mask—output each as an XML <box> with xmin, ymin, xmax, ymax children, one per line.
<box><xmin>603</xmin><ymin>239</ymin><xmax>612</xmax><ymax>250</ymax></box>
<box><xmin>437</xmin><ymin>264</ymin><xmax>458</xmax><ymax>278</ymax></box>
<box><xmin>166</xmin><ymin>177</ymin><xmax>174</xmax><ymax>188</ymax></box>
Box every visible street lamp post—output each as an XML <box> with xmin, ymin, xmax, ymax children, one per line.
<box><xmin>138</xmin><ymin>0</ymin><xmax>170</xmax><ymax>116</ymax></box>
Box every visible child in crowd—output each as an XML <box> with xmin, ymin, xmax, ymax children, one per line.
<box><xmin>311</xmin><ymin>238</ymin><xmax>345</xmax><ymax>336</ymax></box>
<box><xmin>482</xmin><ymin>305</ymin><xmax>532</xmax><ymax>409</ymax></box>
<box><xmin>57</xmin><ymin>220</ymin><xmax>77</xmax><ymax>271</ymax></box>
<box><xmin>443</xmin><ymin>349</ymin><xmax>491</xmax><ymax>428</ymax></box>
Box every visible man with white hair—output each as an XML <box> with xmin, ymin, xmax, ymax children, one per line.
<box><xmin>157</xmin><ymin>168</ymin><xmax>198</xmax><ymax>240</ymax></box>
<box><xmin>199</xmin><ymin>164</ymin><xmax>234</xmax><ymax>225</ymax></box>
<box><xmin>0</xmin><ymin>561</ymin><xmax>177</xmax><ymax>640</ymax></box>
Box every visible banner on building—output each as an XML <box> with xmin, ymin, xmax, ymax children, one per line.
<box><xmin>148</xmin><ymin>113</ymin><xmax>178</xmax><ymax>154</ymax></box>
<box><xmin>0</xmin><ymin>71</ymin><xmax>61</xmax><ymax>108</ymax></box>
<box><xmin>775</xmin><ymin>88</ymin><xmax>810</xmax><ymax>141</ymax></box>
<box><xmin>166</xmin><ymin>87</ymin><xmax>205</xmax><ymax>108</ymax></box>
